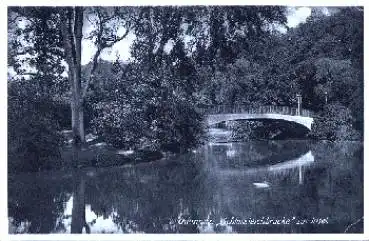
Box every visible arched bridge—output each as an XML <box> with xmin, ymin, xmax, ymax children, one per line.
<box><xmin>202</xmin><ymin>105</ymin><xmax>314</xmax><ymax>130</ymax></box>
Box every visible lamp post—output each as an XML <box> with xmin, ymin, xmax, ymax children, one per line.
<box><xmin>296</xmin><ymin>93</ymin><xmax>302</xmax><ymax>115</ymax></box>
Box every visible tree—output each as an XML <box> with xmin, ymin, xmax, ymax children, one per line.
<box><xmin>60</xmin><ymin>7</ymin><xmax>132</xmax><ymax>146</ymax></box>
<box><xmin>59</xmin><ymin>7</ymin><xmax>85</xmax><ymax>145</ymax></box>
<box><xmin>8</xmin><ymin>7</ymin><xmax>133</xmax><ymax>155</ymax></box>
<box><xmin>8</xmin><ymin>7</ymin><xmax>67</xmax><ymax>172</ymax></box>
<box><xmin>285</xmin><ymin>7</ymin><xmax>363</xmax><ymax>132</ymax></box>
<box><xmin>91</xmin><ymin>59</ymin><xmax>205</xmax><ymax>153</ymax></box>
<box><xmin>181</xmin><ymin>6</ymin><xmax>289</xmax><ymax>107</ymax></box>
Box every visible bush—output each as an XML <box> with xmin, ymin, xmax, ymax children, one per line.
<box><xmin>92</xmin><ymin>101</ymin><xmax>149</xmax><ymax>149</ymax></box>
<box><xmin>310</xmin><ymin>103</ymin><xmax>362</xmax><ymax>141</ymax></box>
<box><xmin>155</xmin><ymin>101</ymin><xmax>205</xmax><ymax>153</ymax></box>
<box><xmin>90</xmin><ymin>61</ymin><xmax>206</xmax><ymax>153</ymax></box>
<box><xmin>8</xmin><ymin>82</ymin><xmax>64</xmax><ymax>173</ymax></box>
<box><xmin>92</xmin><ymin>100</ymin><xmax>205</xmax><ymax>153</ymax></box>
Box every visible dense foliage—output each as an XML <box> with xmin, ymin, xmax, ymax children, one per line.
<box><xmin>309</xmin><ymin>103</ymin><xmax>361</xmax><ymax>141</ymax></box>
<box><xmin>8</xmin><ymin>81</ymin><xmax>65</xmax><ymax>172</ymax></box>
<box><xmin>7</xmin><ymin>6</ymin><xmax>363</xmax><ymax>173</ymax></box>
<box><xmin>196</xmin><ymin>7</ymin><xmax>363</xmax><ymax>141</ymax></box>
<box><xmin>90</xmin><ymin>61</ymin><xmax>205</xmax><ymax>153</ymax></box>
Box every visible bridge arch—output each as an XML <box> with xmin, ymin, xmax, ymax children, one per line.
<box><xmin>203</xmin><ymin>105</ymin><xmax>314</xmax><ymax>131</ymax></box>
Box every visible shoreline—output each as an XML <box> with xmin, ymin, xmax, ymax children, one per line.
<box><xmin>8</xmin><ymin>139</ymin><xmax>363</xmax><ymax>175</ymax></box>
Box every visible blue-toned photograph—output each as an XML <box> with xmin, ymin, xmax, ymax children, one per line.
<box><xmin>7</xmin><ymin>5</ymin><xmax>363</xmax><ymax>234</ymax></box>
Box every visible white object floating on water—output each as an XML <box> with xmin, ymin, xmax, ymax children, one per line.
<box><xmin>208</xmin><ymin>142</ymin><xmax>233</xmax><ymax>147</ymax></box>
<box><xmin>93</xmin><ymin>142</ymin><xmax>107</xmax><ymax>147</ymax></box>
<box><xmin>86</xmin><ymin>133</ymin><xmax>98</xmax><ymax>142</ymax></box>
<box><xmin>116</xmin><ymin>149</ymin><xmax>134</xmax><ymax>155</ymax></box>
<box><xmin>253</xmin><ymin>181</ymin><xmax>270</xmax><ymax>188</ymax></box>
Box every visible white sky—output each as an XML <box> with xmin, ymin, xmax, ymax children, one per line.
<box><xmin>82</xmin><ymin>33</ymin><xmax>136</xmax><ymax>65</ymax></box>
<box><xmin>286</xmin><ymin>7</ymin><xmax>312</xmax><ymax>28</ymax></box>
<box><xmin>81</xmin><ymin>6</ymin><xmax>313</xmax><ymax>65</ymax></box>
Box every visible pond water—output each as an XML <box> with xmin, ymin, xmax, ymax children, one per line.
<box><xmin>8</xmin><ymin>129</ymin><xmax>363</xmax><ymax>233</ymax></box>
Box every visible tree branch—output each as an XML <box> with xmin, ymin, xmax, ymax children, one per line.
<box><xmin>19</xmin><ymin>72</ymin><xmax>38</xmax><ymax>76</ymax></box>
<box><xmin>81</xmin><ymin>8</ymin><xmax>130</xmax><ymax>99</ymax></box>
<box><xmin>8</xmin><ymin>15</ymin><xmax>22</xmax><ymax>25</ymax></box>
<box><xmin>82</xmin><ymin>47</ymin><xmax>102</xmax><ymax>98</ymax></box>
<box><xmin>103</xmin><ymin>29</ymin><xmax>129</xmax><ymax>48</ymax></box>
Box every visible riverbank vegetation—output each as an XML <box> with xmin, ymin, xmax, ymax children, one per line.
<box><xmin>8</xmin><ymin>6</ymin><xmax>363</xmax><ymax>173</ymax></box>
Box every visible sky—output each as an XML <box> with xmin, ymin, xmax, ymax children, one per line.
<box><xmin>286</xmin><ymin>7</ymin><xmax>312</xmax><ymax>28</ymax></box>
<box><xmin>81</xmin><ymin>6</ymin><xmax>314</xmax><ymax>65</ymax></box>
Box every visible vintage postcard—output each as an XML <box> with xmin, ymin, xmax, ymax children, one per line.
<box><xmin>4</xmin><ymin>0</ymin><xmax>366</xmax><ymax>240</ymax></box>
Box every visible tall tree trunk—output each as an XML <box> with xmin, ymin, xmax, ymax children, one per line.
<box><xmin>73</xmin><ymin>7</ymin><xmax>85</xmax><ymax>143</ymax></box>
<box><xmin>79</xmin><ymin>109</ymin><xmax>85</xmax><ymax>143</ymax></box>
<box><xmin>60</xmin><ymin>6</ymin><xmax>131</xmax><ymax>165</ymax></box>
<box><xmin>61</xmin><ymin>7</ymin><xmax>85</xmax><ymax>149</ymax></box>
<box><xmin>60</xmin><ymin>7</ymin><xmax>85</xmax><ymax>167</ymax></box>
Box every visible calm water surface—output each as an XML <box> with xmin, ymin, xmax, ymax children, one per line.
<box><xmin>8</xmin><ymin>130</ymin><xmax>363</xmax><ymax>233</ymax></box>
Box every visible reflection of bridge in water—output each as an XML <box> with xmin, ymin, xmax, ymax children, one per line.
<box><xmin>199</xmin><ymin>141</ymin><xmax>318</xmax><ymax>233</ymax></box>
<box><xmin>218</xmin><ymin>150</ymin><xmax>314</xmax><ymax>185</ymax></box>
<box><xmin>202</xmin><ymin>105</ymin><xmax>314</xmax><ymax>130</ymax></box>
<box><xmin>205</xmin><ymin>143</ymin><xmax>315</xmax><ymax>185</ymax></box>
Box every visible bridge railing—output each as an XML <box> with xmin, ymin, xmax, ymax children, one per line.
<box><xmin>197</xmin><ymin>105</ymin><xmax>314</xmax><ymax>117</ymax></box>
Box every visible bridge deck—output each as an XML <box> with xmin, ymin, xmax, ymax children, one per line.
<box><xmin>199</xmin><ymin>105</ymin><xmax>313</xmax><ymax>117</ymax></box>
<box><xmin>202</xmin><ymin>105</ymin><xmax>314</xmax><ymax>130</ymax></box>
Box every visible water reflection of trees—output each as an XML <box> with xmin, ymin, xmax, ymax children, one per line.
<box><xmin>8</xmin><ymin>141</ymin><xmax>363</xmax><ymax>233</ymax></box>
<box><xmin>83</xmin><ymin>155</ymin><xmax>218</xmax><ymax>233</ymax></box>
<box><xmin>8</xmin><ymin>173</ymin><xmax>72</xmax><ymax>233</ymax></box>
<box><xmin>80</xmin><ymin>142</ymin><xmax>363</xmax><ymax>233</ymax></box>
